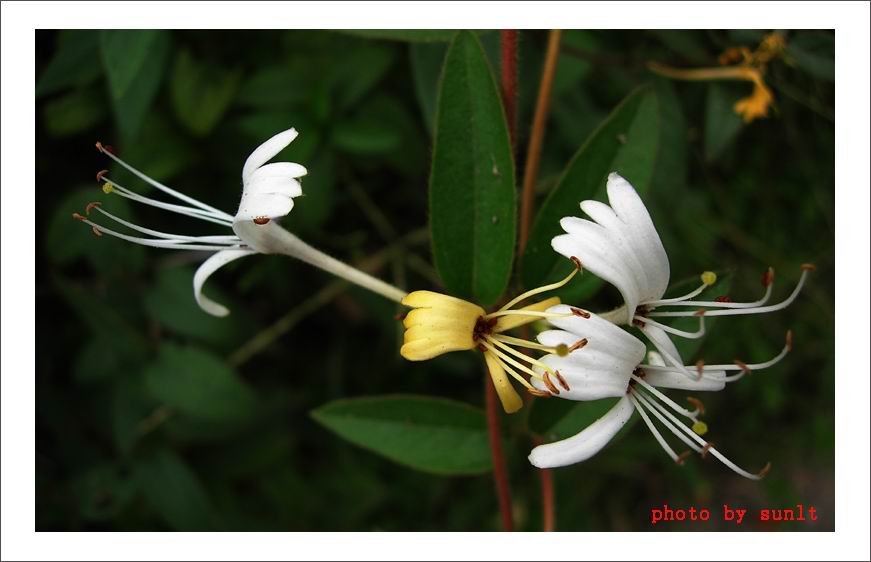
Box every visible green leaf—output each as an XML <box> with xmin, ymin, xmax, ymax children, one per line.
<box><xmin>170</xmin><ymin>50</ymin><xmax>242</xmax><ymax>136</ymax></box>
<box><xmin>336</xmin><ymin>30</ymin><xmax>462</xmax><ymax>43</ymax></box>
<box><xmin>409</xmin><ymin>43</ymin><xmax>446</xmax><ymax>135</ymax></box>
<box><xmin>100</xmin><ymin>30</ymin><xmax>170</xmax><ymax>139</ymax></box>
<box><xmin>311</xmin><ymin>395</ymin><xmax>492</xmax><ymax>475</ymax></box>
<box><xmin>429</xmin><ymin>31</ymin><xmax>516</xmax><ymax>306</ymax></box>
<box><xmin>134</xmin><ymin>449</ymin><xmax>216</xmax><ymax>530</ymax></box>
<box><xmin>235</xmin><ymin>64</ymin><xmax>309</xmax><ymax>108</ymax></box>
<box><xmin>143</xmin><ymin>344</ymin><xmax>258</xmax><ymax>424</ymax></box>
<box><xmin>333</xmin><ymin>118</ymin><xmax>401</xmax><ymax>155</ymax></box>
<box><xmin>704</xmin><ymin>83</ymin><xmax>745</xmax><ymax>162</ymax></box>
<box><xmin>42</xmin><ymin>86</ymin><xmax>107</xmax><ymax>138</ymax></box>
<box><xmin>521</xmin><ymin>86</ymin><xmax>660</xmax><ymax>301</ymax></box>
<box><xmin>529</xmin><ymin>397</ymin><xmax>622</xmax><ymax>441</ymax></box>
<box><xmin>787</xmin><ymin>32</ymin><xmax>834</xmax><ymax>82</ymax></box>
<box><xmin>37</xmin><ymin>30</ymin><xmax>103</xmax><ymax>97</ymax></box>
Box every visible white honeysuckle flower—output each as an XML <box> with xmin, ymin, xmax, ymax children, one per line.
<box><xmin>75</xmin><ymin>128</ymin><xmax>406</xmax><ymax>316</ymax></box>
<box><xmin>551</xmin><ymin>171</ymin><xmax>812</xmax><ymax>380</ymax></box>
<box><xmin>527</xmin><ymin>305</ymin><xmax>774</xmax><ymax>480</ymax></box>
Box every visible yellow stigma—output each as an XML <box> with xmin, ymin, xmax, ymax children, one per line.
<box><xmin>701</xmin><ymin>271</ymin><xmax>717</xmax><ymax>286</ymax></box>
<box><xmin>555</xmin><ymin>343</ymin><xmax>569</xmax><ymax>357</ymax></box>
<box><xmin>102</xmin><ymin>182</ymin><xmax>115</xmax><ymax>194</ymax></box>
<box><xmin>399</xmin><ymin>291</ymin><xmax>484</xmax><ymax>361</ymax></box>
<box><xmin>692</xmin><ymin>420</ymin><xmax>709</xmax><ymax>436</ymax></box>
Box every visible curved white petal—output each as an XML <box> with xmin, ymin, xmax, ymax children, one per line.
<box><xmin>248</xmin><ymin>162</ymin><xmax>307</xmax><ymax>182</ymax></box>
<box><xmin>639</xmin><ymin>323</ymin><xmax>685</xmax><ymax>366</ymax></box>
<box><xmin>644</xmin><ymin>369</ymin><xmax>727</xmax><ymax>391</ymax></box>
<box><xmin>543</xmin><ymin>305</ymin><xmax>645</xmax><ymax>362</ymax></box>
<box><xmin>235</xmin><ymin>192</ymin><xmax>296</xmax><ymax>223</ymax></box>
<box><xmin>242</xmin><ymin>128</ymin><xmax>299</xmax><ymax>183</ymax></box>
<box><xmin>193</xmin><ymin>248</ymin><xmax>256</xmax><ymax>317</ymax></box>
<box><xmin>528</xmin><ymin>395</ymin><xmax>634</xmax><ymax>469</ymax></box>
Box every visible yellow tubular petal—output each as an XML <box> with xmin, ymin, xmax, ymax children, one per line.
<box><xmin>484</xmin><ymin>351</ymin><xmax>523</xmax><ymax>414</ymax></box>
<box><xmin>401</xmin><ymin>291</ymin><xmax>485</xmax><ymax>315</ymax></box>
<box><xmin>400</xmin><ymin>338</ymin><xmax>477</xmax><ymax>361</ymax></box>
<box><xmin>493</xmin><ymin>296</ymin><xmax>561</xmax><ymax>333</ymax></box>
<box><xmin>402</xmin><ymin>326</ymin><xmax>475</xmax><ymax>347</ymax></box>
<box><xmin>403</xmin><ymin>307</ymin><xmax>479</xmax><ymax>330</ymax></box>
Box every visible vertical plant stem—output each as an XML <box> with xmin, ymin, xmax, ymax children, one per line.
<box><xmin>534</xmin><ymin>436</ymin><xmax>556</xmax><ymax>531</ymax></box>
<box><xmin>500</xmin><ymin>30</ymin><xmax>518</xmax><ymax>144</ymax></box>
<box><xmin>519</xmin><ymin>29</ymin><xmax>562</xmax><ymax>253</ymax></box>
<box><xmin>485</xmin><ymin>374</ymin><xmax>514</xmax><ymax>531</ymax></box>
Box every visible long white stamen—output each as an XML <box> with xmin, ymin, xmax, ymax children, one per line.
<box><xmin>98</xmin><ymin>144</ymin><xmax>233</xmax><ymax>220</ymax></box>
<box><xmin>633</xmin><ymin>390</ymin><xmax>702</xmax><ymax>453</ymax></box>
<box><xmin>643</xmin><ymin>333</ymin><xmax>697</xmax><ymax>380</ymax></box>
<box><xmin>630</xmin><ymin>373</ymin><xmax>697</xmax><ymax>421</ymax></box>
<box><xmin>637</xmin><ymin>314</ymin><xmax>706</xmax><ymax>339</ymax></box>
<box><xmin>90</xmin><ymin>206</ymin><xmax>240</xmax><ymax>243</ymax></box>
<box><xmin>648</xmin><ymin>280</ymin><xmax>773</xmax><ymax>309</ymax></box>
<box><xmin>645</xmin><ymin>281</ymin><xmax>709</xmax><ymax>306</ymax></box>
<box><xmin>645</xmin><ymin>269</ymin><xmax>809</xmax><ymax>318</ymax></box>
<box><xmin>629</xmin><ymin>394</ymin><xmax>681</xmax><ymax>463</ymax></box>
<box><xmin>106</xmin><ymin>180</ymin><xmax>234</xmax><ymax>227</ymax></box>
<box><xmin>81</xmin><ymin>218</ymin><xmax>244</xmax><ymax>251</ymax></box>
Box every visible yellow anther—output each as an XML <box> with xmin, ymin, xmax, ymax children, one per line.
<box><xmin>692</xmin><ymin>420</ymin><xmax>709</xmax><ymax>436</ymax></box>
<box><xmin>555</xmin><ymin>343</ymin><xmax>569</xmax><ymax>357</ymax></box>
<box><xmin>701</xmin><ymin>271</ymin><xmax>717</xmax><ymax>286</ymax></box>
<box><xmin>102</xmin><ymin>182</ymin><xmax>115</xmax><ymax>194</ymax></box>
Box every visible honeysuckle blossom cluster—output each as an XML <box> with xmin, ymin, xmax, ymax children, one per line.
<box><xmin>74</xmin><ymin>128</ymin><xmax>407</xmax><ymax>315</ymax></box>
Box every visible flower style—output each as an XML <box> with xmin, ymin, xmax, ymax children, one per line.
<box><xmin>400</xmin><ymin>261</ymin><xmax>585</xmax><ymax>413</ymax></box>
<box><xmin>527</xmin><ymin>305</ymin><xmax>780</xmax><ymax>480</ymax></box>
<box><xmin>74</xmin><ymin>128</ymin><xmax>407</xmax><ymax>315</ymax></box>
<box><xmin>550</xmin><ymin>172</ymin><xmax>812</xmax><ymax>381</ymax></box>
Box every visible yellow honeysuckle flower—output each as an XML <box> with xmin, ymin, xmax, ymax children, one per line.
<box><xmin>400</xmin><ymin>261</ymin><xmax>584</xmax><ymax>414</ymax></box>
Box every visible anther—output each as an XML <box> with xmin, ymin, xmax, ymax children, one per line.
<box><xmin>527</xmin><ymin>387</ymin><xmax>552</xmax><ymax>398</ymax></box>
<box><xmin>542</xmin><ymin>372</ymin><xmax>561</xmax><ymax>395</ymax></box>
<box><xmin>555</xmin><ymin>343</ymin><xmax>569</xmax><ymax>357</ymax></box>
<box><xmin>95</xmin><ymin>141</ymin><xmax>104</xmax><ymax>153</ymax></box>
<box><xmin>91</xmin><ymin>226</ymin><xmax>103</xmax><ymax>237</ymax></box>
<box><xmin>800</xmin><ymin>263</ymin><xmax>816</xmax><ymax>272</ymax></box>
<box><xmin>570</xmin><ymin>307</ymin><xmax>590</xmax><ymax>318</ymax></box>
<box><xmin>95</xmin><ymin>141</ymin><xmax>115</xmax><ymax>155</ymax></box>
<box><xmin>701</xmin><ymin>442</ymin><xmax>713</xmax><ymax>459</ymax></box>
<box><xmin>253</xmin><ymin>216</ymin><xmax>271</xmax><ymax>225</ymax></box>
<box><xmin>554</xmin><ymin>370</ymin><xmax>570</xmax><ymax>391</ymax></box>
<box><xmin>756</xmin><ymin>462</ymin><xmax>773</xmax><ymax>478</ymax></box>
<box><xmin>761</xmin><ymin>267</ymin><xmax>775</xmax><ymax>287</ymax></box>
<box><xmin>785</xmin><ymin>330</ymin><xmax>793</xmax><ymax>351</ymax></box>
<box><xmin>695</xmin><ymin>359</ymin><xmax>705</xmax><ymax>379</ymax></box>
<box><xmin>734</xmin><ymin>359</ymin><xmax>751</xmax><ymax>375</ymax></box>
<box><xmin>85</xmin><ymin>201</ymin><xmax>102</xmax><ymax>215</ymax></box>
<box><xmin>714</xmin><ymin>295</ymin><xmax>732</xmax><ymax>303</ymax></box>
<box><xmin>568</xmin><ymin>338</ymin><xmax>588</xmax><ymax>352</ymax></box>
<box><xmin>570</xmin><ymin>256</ymin><xmax>583</xmax><ymax>272</ymax></box>
<box><xmin>72</xmin><ymin>212</ymin><xmax>86</xmax><ymax>221</ymax></box>
<box><xmin>96</xmin><ymin>169</ymin><xmax>109</xmax><ymax>182</ymax></box>
<box><xmin>687</xmin><ymin>396</ymin><xmax>706</xmax><ymax>415</ymax></box>
<box><xmin>676</xmin><ymin>450</ymin><xmax>693</xmax><ymax>466</ymax></box>
<box><xmin>691</xmin><ymin>420</ymin><xmax>708</xmax><ymax>436</ymax></box>
<box><xmin>693</xmin><ymin>309</ymin><xmax>706</xmax><ymax>317</ymax></box>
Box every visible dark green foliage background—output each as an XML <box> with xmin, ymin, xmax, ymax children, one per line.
<box><xmin>36</xmin><ymin>29</ymin><xmax>834</xmax><ymax>531</ymax></box>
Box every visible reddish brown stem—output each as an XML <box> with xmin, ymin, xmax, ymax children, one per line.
<box><xmin>500</xmin><ymin>30</ymin><xmax>518</xmax><ymax>145</ymax></box>
<box><xmin>485</xmin><ymin>374</ymin><xmax>514</xmax><ymax>531</ymax></box>
<box><xmin>533</xmin><ymin>436</ymin><xmax>556</xmax><ymax>531</ymax></box>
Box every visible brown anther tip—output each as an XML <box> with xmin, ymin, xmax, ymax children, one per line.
<box><xmin>800</xmin><ymin>263</ymin><xmax>816</xmax><ymax>272</ymax></box>
<box><xmin>253</xmin><ymin>216</ymin><xmax>271</xmax><ymax>225</ymax></box>
<box><xmin>632</xmin><ymin>318</ymin><xmax>646</xmax><ymax>328</ymax></box>
<box><xmin>570</xmin><ymin>256</ymin><xmax>583</xmax><ymax>272</ymax></box>
<box><xmin>785</xmin><ymin>330</ymin><xmax>793</xmax><ymax>351</ymax></box>
<box><xmin>568</xmin><ymin>338</ymin><xmax>588</xmax><ymax>352</ymax></box>
<box><xmin>714</xmin><ymin>295</ymin><xmax>732</xmax><ymax>303</ymax></box>
<box><xmin>95</xmin><ymin>141</ymin><xmax>104</xmax><ymax>152</ymax></box>
<box><xmin>734</xmin><ymin>359</ymin><xmax>751</xmax><ymax>374</ymax></box>
<box><xmin>72</xmin><ymin>212</ymin><xmax>86</xmax><ymax>221</ymax></box>
<box><xmin>570</xmin><ymin>307</ymin><xmax>590</xmax><ymax>318</ymax></box>
<box><xmin>676</xmin><ymin>451</ymin><xmax>693</xmax><ymax>466</ymax></box>
<box><xmin>761</xmin><ymin>267</ymin><xmax>775</xmax><ymax>287</ymax></box>
<box><xmin>701</xmin><ymin>442</ymin><xmax>713</xmax><ymax>459</ymax></box>
<box><xmin>91</xmin><ymin>226</ymin><xmax>102</xmax><ymax>237</ymax></box>
<box><xmin>85</xmin><ymin>201</ymin><xmax>102</xmax><ymax>215</ymax></box>
<box><xmin>757</xmin><ymin>462</ymin><xmax>773</xmax><ymax>478</ymax></box>
<box><xmin>687</xmin><ymin>396</ymin><xmax>706</xmax><ymax>415</ymax></box>
<box><xmin>554</xmin><ymin>370</ymin><xmax>570</xmax><ymax>391</ymax></box>
<box><xmin>542</xmin><ymin>372</ymin><xmax>561</xmax><ymax>395</ymax></box>
<box><xmin>527</xmin><ymin>387</ymin><xmax>552</xmax><ymax>398</ymax></box>
<box><xmin>96</xmin><ymin>169</ymin><xmax>109</xmax><ymax>182</ymax></box>
<box><xmin>633</xmin><ymin>366</ymin><xmax>646</xmax><ymax>378</ymax></box>
<box><xmin>693</xmin><ymin>309</ymin><xmax>707</xmax><ymax>317</ymax></box>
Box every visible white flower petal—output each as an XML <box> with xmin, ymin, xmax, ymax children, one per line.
<box><xmin>235</xmin><ymin>193</ymin><xmax>295</xmax><ymax>223</ymax></box>
<box><xmin>639</xmin><ymin>323</ymin><xmax>685</xmax><ymax>366</ymax></box>
<box><xmin>193</xmin><ymin>248</ymin><xmax>256</xmax><ymax>317</ymax></box>
<box><xmin>242</xmin><ymin>128</ymin><xmax>298</xmax><ymax>183</ymax></box>
<box><xmin>248</xmin><ymin>162</ymin><xmax>307</xmax><ymax>182</ymax></box>
<box><xmin>542</xmin><ymin>305</ymin><xmax>646</xmax><ymax>362</ymax></box>
<box><xmin>528</xmin><ymin>395</ymin><xmax>634</xmax><ymax>469</ymax></box>
<box><xmin>644</xmin><ymin>369</ymin><xmax>727</xmax><ymax>391</ymax></box>
<box><xmin>245</xmin><ymin>177</ymin><xmax>303</xmax><ymax>198</ymax></box>
<box><xmin>532</xmin><ymin>354</ymin><xmax>630</xmax><ymax>400</ymax></box>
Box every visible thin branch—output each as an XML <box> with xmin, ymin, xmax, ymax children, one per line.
<box><xmin>486</xmin><ymin>374</ymin><xmax>514</xmax><ymax>531</ymax></box>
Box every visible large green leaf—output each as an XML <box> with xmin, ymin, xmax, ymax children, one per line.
<box><xmin>170</xmin><ymin>50</ymin><xmax>241</xmax><ymax>136</ymax></box>
<box><xmin>429</xmin><ymin>31</ymin><xmax>515</xmax><ymax>306</ymax></box>
<box><xmin>704</xmin><ymin>83</ymin><xmax>745</xmax><ymax>162</ymax></box>
<box><xmin>311</xmin><ymin>395</ymin><xmax>492</xmax><ymax>475</ymax></box>
<box><xmin>409</xmin><ymin>42</ymin><xmax>446</xmax><ymax>135</ymax></box>
<box><xmin>521</xmin><ymin>86</ymin><xmax>660</xmax><ymax>301</ymax></box>
<box><xmin>100</xmin><ymin>30</ymin><xmax>170</xmax><ymax>139</ymax></box>
<box><xmin>134</xmin><ymin>449</ymin><xmax>216</xmax><ymax>530</ymax></box>
<box><xmin>143</xmin><ymin>344</ymin><xmax>258</xmax><ymax>424</ymax></box>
